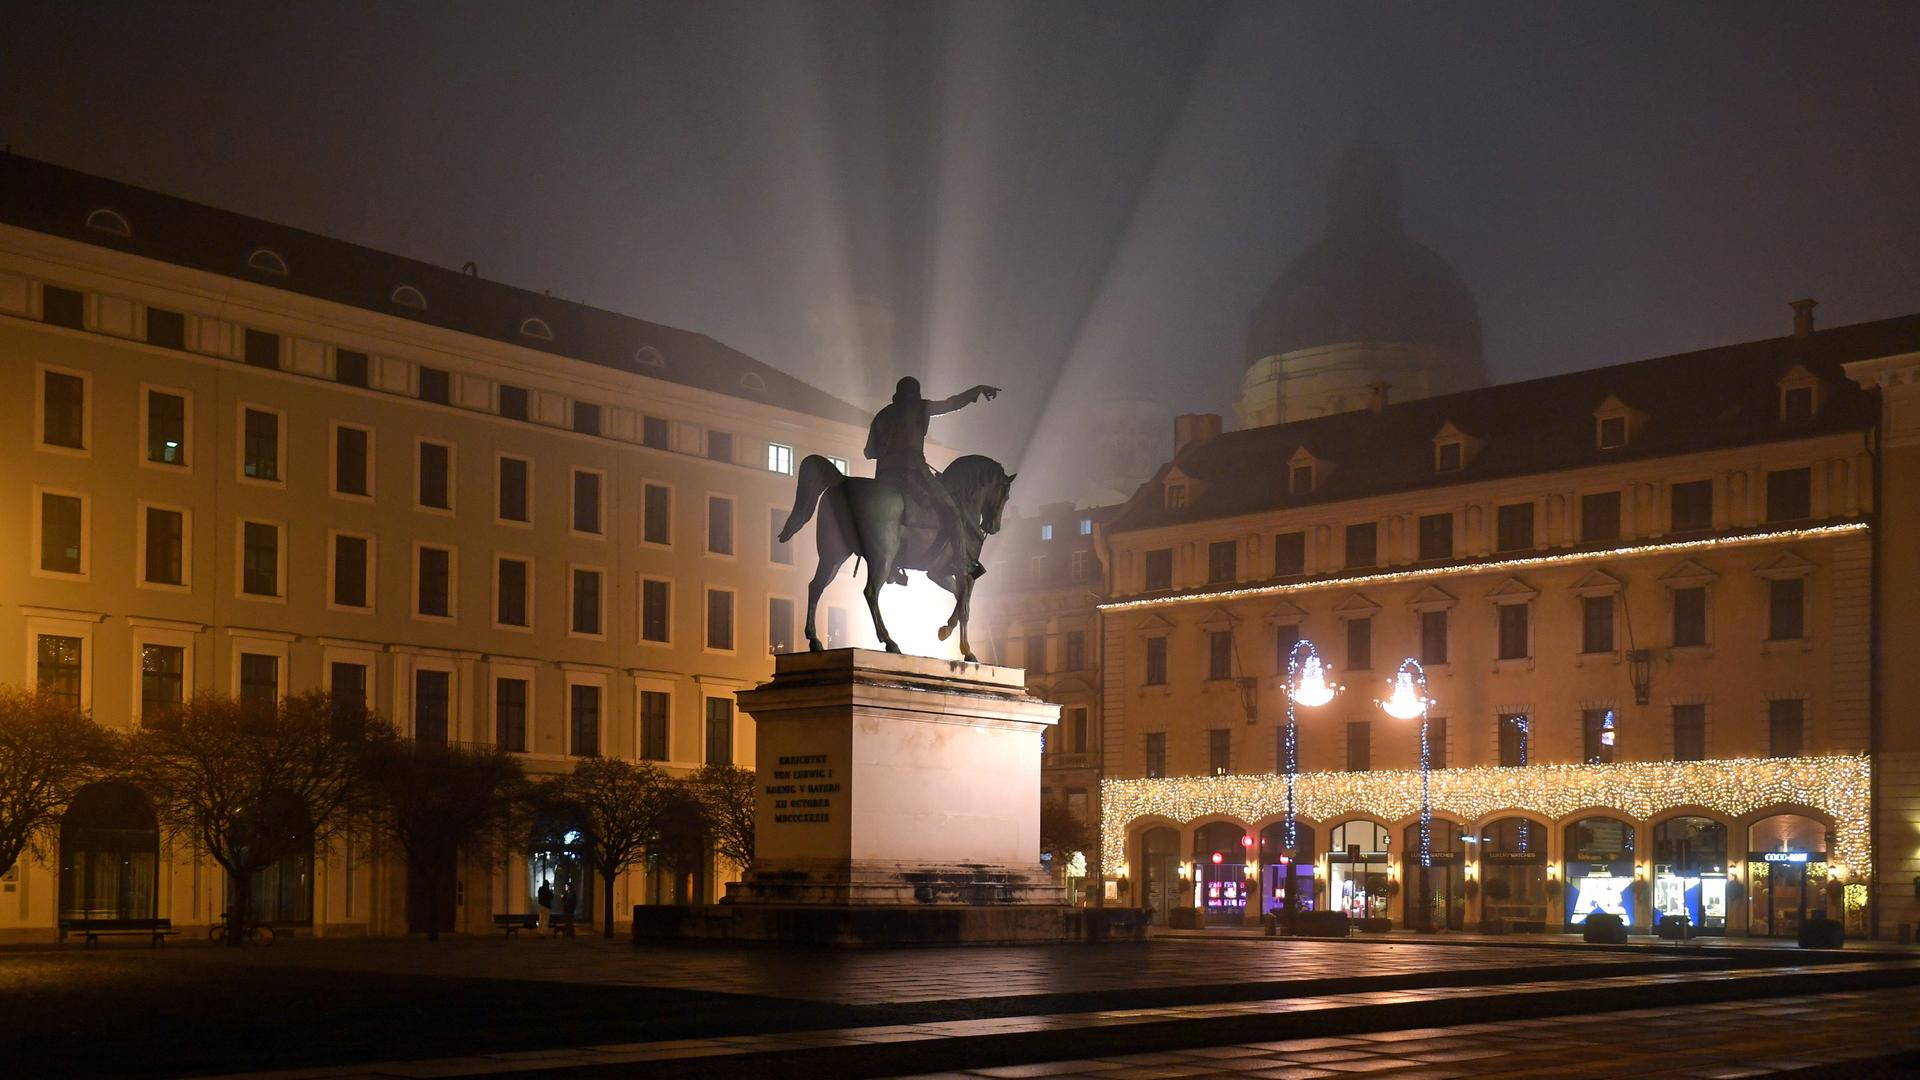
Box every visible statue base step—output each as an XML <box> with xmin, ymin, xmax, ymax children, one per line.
<box><xmin>632</xmin><ymin>902</ymin><xmax>1144</xmax><ymax>947</ymax></box>
<box><xmin>726</xmin><ymin>860</ymin><xmax>1066</xmax><ymax>907</ymax></box>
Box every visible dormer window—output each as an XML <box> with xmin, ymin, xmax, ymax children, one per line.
<box><xmin>246</xmin><ymin>248</ymin><xmax>289</xmax><ymax>276</ymax></box>
<box><xmin>1776</xmin><ymin>365</ymin><xmax>1821</xmax><ymax>423</ymax></box>
<box><xmin>1782</xmin><ymin>385</ymin><xmax>1814</xmax><ymax>423</ymax></box>
<box><xmin>391</xmin><ymin>285</ymin><xmax>428</xmax><ymax>311</ymax></box>
<box><xmin>1290</xmin><ymin>464</ymin><xmax>1313</xmax><ymax>494</ymax></box>
<box><xmin>519</xmin><ymin>317</ymin><xmax>554</xmax><ymax>341</ymax></box>
<box><xmin>1597</xmin><ymin>415</ymin><xmax>1627</xmax><ymax>449</ymax></box>
<box><xmin>635</xmin><ymin>346</ymin><xmax>666</xmax><ymax>368</ymax></box>
<box><xmin>1165</xmin><ymin>484</ymin><xmax>1188</xmax><ymax>511</ymax></box>
<box><xmin>1435</xmin><ymin>441</ymin><xmax>1463</xmax><ymax>472</ymax></box>
<box><xmin>84</xmin><ymin>208</ymin><xmax>131</xmax><ymax>238</ymax></box>
<box><xmin>739</xmin><ymin>372</ymin><xmax>767</xmax><ymax>392</ymax></box>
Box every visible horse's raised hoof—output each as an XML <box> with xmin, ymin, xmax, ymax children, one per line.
<box><xmin>937</xmin><ymin>625</ymin><xmax>953</xmax><ymax>641</ymax></box>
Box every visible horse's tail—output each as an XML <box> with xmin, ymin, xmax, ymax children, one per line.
<box><xmin>779</xmin><ymin>454</ymin><xmax>844</xmax><ymax>543</ymax></box>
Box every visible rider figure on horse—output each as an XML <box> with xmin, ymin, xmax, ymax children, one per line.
<box><xmin>865</xmin><ymin>377</ymin><xmax>1000</xmax><ymax>582</ymax></box>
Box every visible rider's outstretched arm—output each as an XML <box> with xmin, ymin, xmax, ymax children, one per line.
<box><xmin>929</xmin><ymin>385</ymin><xmax>1000</xmax><ymax>415</ymax></box>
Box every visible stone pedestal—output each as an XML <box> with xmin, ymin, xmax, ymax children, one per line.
<box><xmin>634</xmin><ymin>649</ymin><xmax>1078</xmax><ymax>945</ymax></box>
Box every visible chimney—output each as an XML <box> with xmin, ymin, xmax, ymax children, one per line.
<box><xmin>1790</xmin><ymin>299</ymin><xmax>1817</xmax><ymax>338</ymax></box>
<box><xmin>1368</xmin><ymin>380</ymin><xmax>1391</xmax><ymax>414</ymax></box>
<box><xmin>1173</xmin><ymin>413</ymin><xmax>1223</xmax><ymax>456</ymax></box>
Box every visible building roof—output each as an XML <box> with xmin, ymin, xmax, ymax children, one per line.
<box><xmin>1115</xmin><ymin>312</ymin><xmax>1918</xmax><ymax>534</ymax></box>
<box><xmin>0</xmin><ymin>152</ymin><xmax>867</xmax><ymax>426</ymax></box>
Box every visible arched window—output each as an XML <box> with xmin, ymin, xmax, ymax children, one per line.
<box><xmin>390</xmin><ymin>285</ymin><xmax>428</xmax><ymax>311</ymax></box>
<box><xmin>84</xmin><ymin>208</ymin><xmax>132</xmax><ymax>238</ymax></box>
<box><xmin>59</xmin><ymin>782</ymin><xmax>159</xmax><ymax>921</ymax></box>
<box><xmin>246</xmin><ymin>248</ymin><xmax>289</xmax><ymax>276</ymax></box>
<box><xmin>635</xmin><ymin>346</ymin><xmax>666</xmax><ymax>368</ymax></box>
<box><xmin>519</xmin><ymin>317</ymin><xmax>554</xmax><ymax>341</ymax></box>
<box><xmin>1563</xmin><ymin>816</ymin><xmax>1635</xmax><ymax>925</ymax></box>
<box><xmin>1653</xmin><ymin>816</ymin><xmax>1729</xmax><ymax>931</ymax></box>
<box><xmin>739</xmin><ymin>372</ymin><xmax>767</xmax><ymax>392</ymax></box>
<box><xmin>1479</xmin><ymin>817</ymin><xmax>1547</xmax><ymax>925</ymax></box>
<box><xmin>529</xmin><ymin>815</ymin><xmax>594</xmax><ymax>924</ymax></box>
<box><xmin>1327</xmin><ymin>820</ymin><xmax>1391</xmax><ymax>920</ymax></box>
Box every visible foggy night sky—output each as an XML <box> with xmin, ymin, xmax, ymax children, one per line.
<box><xmin>4</xmin><ymin>2</ymin><xmax>1918</xmax><ymax>506</ymax></box>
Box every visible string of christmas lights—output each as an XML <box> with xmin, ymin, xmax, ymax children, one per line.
<box><xmin>1097</xmin><ymin>522</ymin><xmax>1869</xmax><ymax>613</ymax></box>
<box><xmin>1099</xmin><ymin>754</ymin><xmax>1872</xmax><ymax>874</ymax></box>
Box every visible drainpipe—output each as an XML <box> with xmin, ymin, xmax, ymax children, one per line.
<box><xmin>1865</xmin><ymin>420</ymin><xmax>1883</xmax><ymax>941</ymax></box>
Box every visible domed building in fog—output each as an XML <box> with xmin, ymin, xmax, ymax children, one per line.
<box><xmin>1236</xmin><ymin>144</ymin><xmax>1486</xmax><ymax>428</ymax></box>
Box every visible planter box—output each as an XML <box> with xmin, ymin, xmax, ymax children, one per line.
<box><xmin>1478</xmin><ymin>918</ymin><xmax>1510</xmax><ymax>935</ymax></box>
<box><xmin>1656</xmin><ymin>915</ymin><xmax>1694</xmax><ymax>941</ymax></box>
<box><xmin>1291</xmin><ymin>911</ymin><xmax>1351</xmax><ymax>938</ymax></box>
<box><xmin>1798</xmin><ymin>917</ymin><xmax>1845</xmax><ymax>949</ymax></box>
<box><xmin>1581</xmin><ymin>913</ymin><xmax>1628</xmax><ymax>944</ymax></box>
<box><xmin>1167</xmin><ymin>907</ymin><xmax>1201</xmax><ymax>930</ymax></box>
<box><xmin>1354</xmin><ymin>917</ymin><xmax>1394</xmax><ymax>933</ymax></box>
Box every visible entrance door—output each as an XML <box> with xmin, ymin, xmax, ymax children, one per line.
<box><xmin>1414</xmin><ymin>862</ymin><xmax>1464</xmax><ymax>930</ymax></box>
<box><xmin>1140</xmin><ymin>827</ymin><xmax>1182</xmax><ymax>926</ymax></box>
<box><xmin>407</xmin><ymin>848</ymin><xmax>457</xmax><ymax>935</ymax></box>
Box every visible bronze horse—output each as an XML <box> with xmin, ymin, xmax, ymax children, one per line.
<box><xmin>778</xmin><ymin>454</ymin><xmax>1014</xmax><ymax>662</ymax></box>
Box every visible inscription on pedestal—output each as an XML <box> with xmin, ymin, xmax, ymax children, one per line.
<box><xmin>767</xmin><ymin>752</ymin><xmax>842</xmax><ymax>824</ymax></box>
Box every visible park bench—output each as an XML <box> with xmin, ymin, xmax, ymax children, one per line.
<box><xmin>59</xmin><ymin>917</ymin><xmax>177</xmax><ymax>947</ymax></box>
<box><xmin>547</xmin><ymin>911</ymin><xmax>577</xmax><ymax>937</ymax></box>
<box><xmin>493</xmin><ymin>913</ymin><xmax>540</xmax><ymax>938</ymax></box>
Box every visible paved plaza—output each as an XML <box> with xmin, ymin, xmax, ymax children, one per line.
<box><xmin>2</xmin><ymin>934</ymin><xmax>1916</xmax><ymax>1078</ymax></box>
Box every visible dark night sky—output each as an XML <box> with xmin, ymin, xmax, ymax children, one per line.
<box><xmin>4</xmin><ymin>2</ymin><xmax>1917</xmax><ymax>505</ymax></box>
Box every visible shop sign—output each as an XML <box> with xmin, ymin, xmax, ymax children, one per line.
<box><xmin>1763</xmin><ymin>852</ymin><xmax>1810</xmax><ymax>863</ymax></box>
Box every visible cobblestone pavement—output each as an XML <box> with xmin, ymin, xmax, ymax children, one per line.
<box><xmin>887</xmin><ymin>986</ymin><xmax>1920</xmax><ymax>1079</ymax></box>
<box><xmin>122</xmin><ymin>932</ymin><xmax>1696</xmax><ymax>1004</ymax></box>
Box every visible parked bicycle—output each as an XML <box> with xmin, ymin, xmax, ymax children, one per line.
<box><xmin>208</xmin><ymin>912</ymin><xmax>275</xmax><ymax>945</ymax></box>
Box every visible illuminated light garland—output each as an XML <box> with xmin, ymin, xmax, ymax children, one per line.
<box><xmin>1097</xmin><ymin>522</ymin><xmax>1870</xmax><ymax>613</ymax></box>
<box><xmin>1099</xmin><ymin>754</ymin><xmax>1872</xmax><ymax>876</ymax></box>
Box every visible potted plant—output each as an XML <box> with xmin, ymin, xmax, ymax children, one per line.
<box><xmin>1464</xmin><ymin>877</ymin><xmax>1480</xmax><ymax>902</ymax></box>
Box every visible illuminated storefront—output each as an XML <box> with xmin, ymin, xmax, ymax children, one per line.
<box><xmin>1653</xmin><ymin>816</ymin><xmax>1729</xmax><ymax>932</ymax></box>
<box><xmin>1480</xmin><ymin>817</ymin><xmax>1548</xmax><ymax>928</ymax></box>
<box><xmin>1259</xmin><ymin>821</ymin><xmax>1316</xmax><ymax>916</ymax></box>
<box><xmin>1747</xmin><ymin>813</ymin><xmax>1833</xmax><ymax>938</ymax></box>
<box><xmin>1139</xmin><ymin>826</ymin><xmax>1183</xmax><ymax>926</ymax></box>
<box><xmin>1404</xmin><ymin>820</ymin><xmax>1465</xmax><ymax>930</ymax></box>
<box><xmin>1563</xmin><ymin>816</ymin><xmax>1636</xmax><ymax>927</ymax></box>
<box><xmin>1327</xmin><ymin>820</ymin><xmax>1391</xmax><ymax>921</ymax></box>
<box><xmin>1194</xmin><ymin>822</ymin><xmax>1251</xmax><ymax>924</ymax></box>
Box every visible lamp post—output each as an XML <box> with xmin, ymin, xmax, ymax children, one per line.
<box><xmin>1379</xmin><ymin>658</ymin><xmax>1437</xmax><ymax>933</ymax></box>
<box><xmin>1281</xmin><ymin>639</ymin><xmax>1338</xmax><ymax>929</ymax></box>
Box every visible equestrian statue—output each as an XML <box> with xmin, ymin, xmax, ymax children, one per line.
<box><xmin>778</xmin><ymin>377</ymin><xmax>1014</xmax><ymax>662</ymax></box>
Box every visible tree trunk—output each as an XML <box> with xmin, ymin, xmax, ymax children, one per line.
<box><xmin>228</xmin><ymin>869</ymin><xmax>251</xmax><ymax>947</ymax></box>
<box><xmin>426</xmin><ymin>874</ymin><xmax>442</xmax><ymax>943</ymax></box>
<box><xmin>602</xmin><ymin>868</ymin><xmax>617</xmax><ymax>938</ymax></box>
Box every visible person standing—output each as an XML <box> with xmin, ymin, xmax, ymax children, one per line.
<box><xmin>536</xmin><ymin>877</ymin><xmax>554</xmax><ymax>934</ymax></box>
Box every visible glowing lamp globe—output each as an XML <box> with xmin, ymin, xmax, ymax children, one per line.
<box><xmin>1292</xmin><ymin>655</ymin><xmax>1337</xmax><ymax>707</ymax></box>
<box><xmin>1378</xmin><ymin>669</ymin><xmax>1430</xmax><ymax>720</ymax></box>
<box><xmin>1211</xmin><ymin>851</ymin><xmax>1224</xmax><ymax>865</ymax></box>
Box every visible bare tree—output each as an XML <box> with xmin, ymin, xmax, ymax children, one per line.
<box><xmin>548</xmin><ymin>757</ymin><xmax>670</xmax><ymax>937</ymax></box>
<box><xmin>1040</xmin><ymin>795</ymin><xmax>1093</xmax><ymax>871</ymax></box>
<box><xmin>136</xmin><ymin>692</ymin><xmax>375</xmax><ymax>945</ymax></box>
<box><xmin>363</xmin><ymin>737</ymin><xmax>525</xmax><ymax>941</ymax></box>
<box><xmin>0</xmin><ymin>688</ymin><xmax>119</xmax><ymax>879</ymax></box>
<box><xmin>688</xmin><ymin>763</ymin><xmax>756</xmax><ymax>872</ymax></box>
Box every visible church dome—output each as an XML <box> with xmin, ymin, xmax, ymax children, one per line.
<box><xmin>1244</xmin><ymin>144</ymin><xmax>1485</xmax><ymax>376</ymax></box>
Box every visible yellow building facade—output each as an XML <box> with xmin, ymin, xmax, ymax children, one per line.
<box><xmin>1098</xmin><ymin>311</ymin><xmax>1918</xmax><ymax>939</ymax></box>
<box><xmin>0</xmin><ymin>155</ymin><xmax>874</xmax><ymax>941</ymax></box>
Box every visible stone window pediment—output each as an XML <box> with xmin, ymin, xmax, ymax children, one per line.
<box><xmin>1133</xmin><ymin>612</ymin><xmax>1175</xmax><ymax>635</ymax></box>
<box><xmin>1593</xmin><ymin>394</ymin><xmax>1643</xmax><ymax>450</ymax></box>
<box><xmin>1331</xmin><ymin>591</ymin><xmax>1380</xmax><ymax>620</ymax></box>
<box><xmin>1431</xmin><ymin>422</ymin><xmax>1482</xmax><ymax>473</ymax></box>
<box><xmin>1754</xmin><ymin>550</ymin><xmax>1817</xmax><ymax>581</ymax></box>
<box><xmin>1568</xmin><ymin>567</ymin><xmax>1624</xmax><ymax>598</ymax></box>
<box><xmin>1658</xmin><ymin>558</ymin><xmax>1719</xmax><ymax>589</ymax></box>
<box><xmin>1406</xmin><ymin>584</ymin><xmax>1458</xmax><ymax>613</ymax></box>
<box><xmin>1262</xmin><ymin>598</ymin><xmax>1310</xmax><ymax>624</ymax></box>
<box><xmin>1198</xmin><ymin>606</ymin><xmax>1238</xmax><ymax>632</ymax></box>
<box><xmin>1487</xmin><ymin>576</ymin><xmax>1539</xmax><ymax>605</ymax></box>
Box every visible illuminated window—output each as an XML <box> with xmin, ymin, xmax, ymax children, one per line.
<box><xmin>767</xmin><ymin>443</ymin><xmax>794</xmax><ymax>475</ymax></box>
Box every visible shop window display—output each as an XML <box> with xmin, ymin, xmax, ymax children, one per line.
<box><xmin>1653</xmin><ymin>816</ymin><xmax>1729</xmax><ymax>933</ymax></box>
<box><xmin>1563</xmin><ymin>816</ymin><xmax>1636</xmax><ymax>927</ymax></box>
<box><xmin>1479</xmin><ymin>817</ymin><xmax>1548</xmax><ymax>928</ymax></box>
<box><xmin>1193</xmin><ymin>821</ymin><xmax>1251</xmax><ymax>924</ymax></box>
<box><xmin>1326</xmin><ymin>820</ymin><xmax>1391</xmax><ymax>921</ymax></box>
<box><xmin>1258</xmin><ymin>820</ymin><xmax>1316</xmax><ymax>916</ymax></box>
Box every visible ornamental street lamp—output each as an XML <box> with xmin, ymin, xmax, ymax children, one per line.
<box><xmin>1282</xmin><ymin>639</ymin><xmax>1340</xmax><ymax>928</ymax></box>
<box><xmin>1378</xmin><ymin>658</ymin><xmax>1437</xmax><ymax>933</ymax></box>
